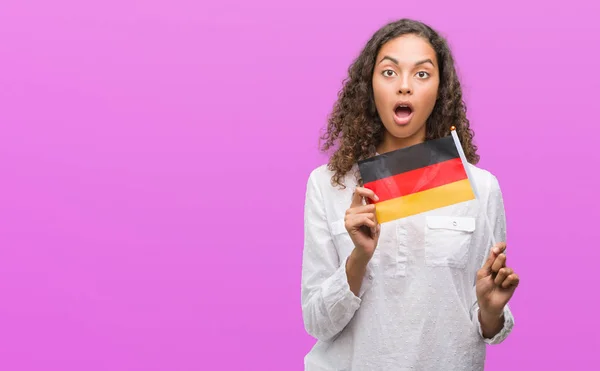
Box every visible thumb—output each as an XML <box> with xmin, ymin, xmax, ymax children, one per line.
<box><xmin>480</xmin><ymin>247</ymin><xmax>497</xmax><ymax>273</ymax></box>
<box><xmin>482</xmin><ymin>242</ymin><xmax>505</xmax><ymax>270</ymax></box>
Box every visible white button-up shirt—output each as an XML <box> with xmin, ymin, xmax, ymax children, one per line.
<box><xmin>301</xmin><ymin>163</ymin><xmax>514</xmax><ymax>370</ymax></box>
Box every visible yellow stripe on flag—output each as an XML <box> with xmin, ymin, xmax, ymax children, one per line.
<box><xmin>375</xmin><ymin>179</ymin><xmax>476</xmax><ymax>223</ymax></box>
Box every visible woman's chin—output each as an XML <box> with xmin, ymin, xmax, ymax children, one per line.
<box><xmin>381</xmin><ymin>122</ymin><xmax>426</xmax><ymax>147</ymax></box>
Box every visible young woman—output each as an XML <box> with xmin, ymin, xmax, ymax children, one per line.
<box><xmin>301</xmin><ymin>19</ymin><xmax>520</xmax><ymax>370</ymax></box>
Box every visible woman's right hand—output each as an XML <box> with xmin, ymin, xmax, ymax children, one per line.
<box><xmin>344</xmin><ymin>187</ymin><xmax>380</xmax><ymax>262</ymax></box>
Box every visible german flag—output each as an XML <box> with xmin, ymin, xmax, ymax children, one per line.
<box><xmin>358</xmin><ymin>134</ymin><xmax>475</xmax><ymax>223</ymax></box>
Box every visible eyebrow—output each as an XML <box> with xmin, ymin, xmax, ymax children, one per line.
<box><xmin>378</xmin><ymin>56</ymin><xmax>435</xmax><ymax>67</ymax></box>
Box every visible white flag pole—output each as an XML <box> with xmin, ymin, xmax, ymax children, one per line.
<box><xmin>450</xmin><ymin>126</ymin><xmax>497</xmax><ymax>247</ymax></box>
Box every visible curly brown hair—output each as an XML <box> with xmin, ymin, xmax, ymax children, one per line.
<box><xmin>320</xmin><ymin>19</ymin><xmax>479</xmax><ymax>188</ymax></box>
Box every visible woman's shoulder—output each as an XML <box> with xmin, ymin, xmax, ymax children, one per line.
<box><xmin>307</xmin><ymin>163</ymin><xmax>334</xmax><ymax>181</ymax></box>
<box><xmin>466</xmin><ymin>163</ymin><xmax>503</xmax><ymax>196</ymax></box>
<box><xmin>306</xmin><ymin>163</ymin><xmax>358</xmax><ymax>196</ymax></box>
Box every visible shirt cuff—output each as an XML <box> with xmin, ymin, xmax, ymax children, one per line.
<box><xmin>320</xmin><ymin>256</ymin><xmax>375</xmax><ymax>313</ymax></box>
<box><xmin>475</xmin><ymin>305</ymin><xmax>515</xmax><ymax>344</ymax></box>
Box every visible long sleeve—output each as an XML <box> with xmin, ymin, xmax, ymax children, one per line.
<box><xmin>471</xmin><ymin>173</ymin><xmax>515</xmax><ymax>344</ymax></box>
<box><xmin>301</xmin><ymin>171</ymin><xmax>372</xmax><ymax>342</ymax></box>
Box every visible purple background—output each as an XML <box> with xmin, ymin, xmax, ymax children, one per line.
<box><xmin>1</xmin><ymin>1</ymin><xmax>599</xmax><ymax>370</ymax></box>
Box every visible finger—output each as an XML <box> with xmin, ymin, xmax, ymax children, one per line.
<box><xmin>482</xmin><ymin>248</ymin><xmax>497</xmax><ymax>271</ymax></box>
<box><xmin>501</xmin><ymin>274</ymin><xmax>520</xmax><ymax>289</ymax></box>
<box><xmin>351</xmin><ymin>212</ymin><xmax>377</xmax><ymax>224</ymax></box>
<box><xmin>482</xmin><ymin>242</ymin><xmax>507</xmax><ymax>271</ymax></box>
<box><xmin>371</xmin><ymin>220</ymin><xmax>381</xmax><ymax>238</ymax></box>
<box><xmin>351</xmin><ymin>187</ymin><xmax>379</xmax><ymax>207</ymax></box>
<box><xmin>492</xmin><ymin>242</ymin><xmax>507</xmax><ymax>255</ymax></box>
<box><xmin>494</xmin><ymin>267</ymin><xmax>513</xmax><ymax>286</ymax></box>
<box><xmin>345</xmin><ymin>213</ymin><xmax>377</xmax><ymax>230</ymax></box>
<box><xmin>491</xmin><ymin>253</ymin><xmax>507</xmax><ymax>273</ymax></box>
<box><xmin>348</xmin><ymin>211</ymin><xmax>377</xmax><ymax>235</ymax></box>
<box><xmin>346</xmin><ymin>203</ymin><xmax>376</xmax><ymax>216</ymax></box>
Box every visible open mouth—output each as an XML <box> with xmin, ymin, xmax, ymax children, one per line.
<box><xmin>394</xmin><ymin>103</ymin><xmax>412</xmax><ymax>118</ymax></box>
<box><xmin>393</xmin><ymin>102</ymin><xmax>414</xmax><ymax>125</ymax></box>
<box><xmin>394</xmin><ymin>105</ymin><xmax>413</xmax><ymax>118</ymax></box>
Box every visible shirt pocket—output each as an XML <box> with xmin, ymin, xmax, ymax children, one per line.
<box><xmin>330</xmin><ymin>219</ymin><xmax>355</xmax><ymax>261</ymax></box>
<box><xmin>330</xmin><ymin>219</ymin><xmax>380</xmax><ymax>266</ymax></box>
<box><xmin>424</xmin><ymin>215</ymin><xmax>475</xmax><ymax>268</ymax></box>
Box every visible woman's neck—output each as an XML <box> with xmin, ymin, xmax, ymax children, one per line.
<box><xmin>376</xmin><ymin>131</ymin><xmax>426</xmax><ymax>154</ymax></box>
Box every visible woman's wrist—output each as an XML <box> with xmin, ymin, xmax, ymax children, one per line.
<box><xmin>345</xmin><ymin>248</ymin><xmax>371</xmax><ymax>296</ymax></box>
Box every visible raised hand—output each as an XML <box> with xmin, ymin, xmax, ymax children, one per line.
<box><xmin>344</xmin><ymin>187</ymin><xmax>380</xmax><ymax>261</ymax></box>
<box><xmin>476</xmin><ymin>242</ymin><xmax>520</xmax><ymax>316</ymax></box>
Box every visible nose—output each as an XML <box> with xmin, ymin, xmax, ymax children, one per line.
<box><xmin>398</xmin><ymin>77</ymin><xmax>413</xmax><ymax>95</ymax></box>
<box><xmin>398</xmin><ymin>87</ymin><xmax>412</xmax><ymax>94</ymax></box>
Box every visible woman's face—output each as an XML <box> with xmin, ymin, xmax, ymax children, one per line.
<box><xmin>372</xmin><ymin>34</ymin><xmax>440</xmax><ymax>153</ymax></box>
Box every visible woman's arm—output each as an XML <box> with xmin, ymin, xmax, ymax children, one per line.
<box><xmin>471</xmin><ymin>173</ymin><xmax>516</xmax><ymax>344</ymax></box>
<box><xmin>301</xmin><ymin>171</ymin><xmax>373</xmax><ymax>342</ymax></box>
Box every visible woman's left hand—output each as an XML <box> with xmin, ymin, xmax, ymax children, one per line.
<box><xmin>476</xmin><ymin>242</ymin><xmax>520</xmax><ymax>316</ymax></box>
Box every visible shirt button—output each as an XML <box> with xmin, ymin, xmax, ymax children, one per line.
<box><xmin>452</xmin><ymin>221</ymin><xmax>457</xmax><ymax>226</ymax></box>
<box><xmin>368</xmin><ymin>275</ymin><xmax>373</xmax><ymax>280</ymax></box>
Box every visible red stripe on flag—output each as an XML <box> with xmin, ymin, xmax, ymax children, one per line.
<box><xmin>363</xmin><ymin>158</ymin><xmax>468</xmax><ymax>203</ymax></box>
